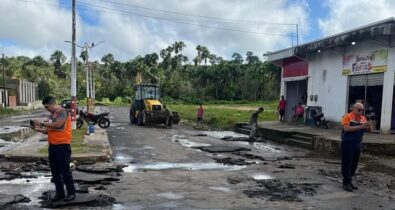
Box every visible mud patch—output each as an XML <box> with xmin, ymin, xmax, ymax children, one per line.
<box><xmin>39</xmin><ymin>191</ymin><xmax>116</xmax><ymax>208</ymax></box>
<box><xmin>196</xmin><ymin>145</ymin><xmax>250</xmax><ymax>153</ymax></box>
<box><xmin>213</xmin><ymin>157</ymin><xmax>254</xmax><ymax>166</ymax></box>
<box><xmin>232</xmin><ymin>151</ymin><xmax>293</xmax><ymax>162</ymax></box>
<box><xmin>76</xmin><ymin>163</ymin><xmax>124</xmax><ymax>174</ymax></box>
<box><xmin>243</xmin><ymin>179</ymin><xmax>320</xmax><ymax>202</ymax></box>
<box><xmin>0</xmin><ymin>194</ymin><xmax>31</xmax><ymax>209</ymax></box>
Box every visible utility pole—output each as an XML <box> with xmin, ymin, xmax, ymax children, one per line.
<box><xmin>73</xmin><ymin>42</ymin><xmax>103</xmax><ymax>114</ymax></box>
<box><xmin>1</xmin><ymin>53</ymin><xmax>6</xmax><ymax>108</ymax></box>
<box><xmin>70</xmin><ymin>0</ymin><xmax>77</xmax><ymax>129</ymax></box>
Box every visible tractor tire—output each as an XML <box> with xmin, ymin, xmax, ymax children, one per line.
<box><xmin>98</xmin><ymin>117</ymin><xmax>110</xmax><ymax>129</ymax></box>
<box><xmin>137</xmin><ymin>111</ymin><xmax>145</xmax><ymax>126</ymax></box>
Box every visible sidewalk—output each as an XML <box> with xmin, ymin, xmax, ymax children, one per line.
<box><xmin>0</xmin><ymin>126</ymin><xmax>112</xmax><ymax>162</ymax></box>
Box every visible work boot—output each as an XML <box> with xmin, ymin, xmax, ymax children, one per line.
<box><xmin>51</xmin><ymin>194</ymin><xmax>65</xmax><ymax>202</ymax></box>
<box><xmin>343</xmin><ymin>184</ymin><xmax>353</xmax><ymax>192</ymax></box>
<box><xmin>64</xmin><ymin>194</ymin><xmax>76</xmax><ymax>202</ymax></box>
<box><xmin>350</xmin><ymin>183</ymin><xmax>358</xmax><ymax>190</ymax></box>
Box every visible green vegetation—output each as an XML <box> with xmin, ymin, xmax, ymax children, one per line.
<box><xmin>39</xmin><ymin>125</ymin><xmax>101</xmax><ymax>155</ymax></box>
<box><xmin>170</xmin><ymin>101</ymin><xmax>277</xmax><ymax>130</ymax></box>
<box><xmin>0</xmin><ymin>41</ymin><xmax>280</xmax><ymax>104</ymax></box>
<box><xmin>0</xmin><ymin>107</ymin><xmax>30</xmax><ymax>117</ymax></box>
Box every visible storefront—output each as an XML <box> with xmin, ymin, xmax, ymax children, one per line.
<box><xmin>268</xmin><ymin>18</ymin><xmax>395</xmax><ymax>133</ymax></box>
<box><xmin>282</xmin><ymin>57</ymin><xmax>308</xmax><ymax>121</ymax></box>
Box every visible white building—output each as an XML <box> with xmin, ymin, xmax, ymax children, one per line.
<box><xmin>268</xmin><ymin>18</ymin><xmax>395</xmax><ymax>134</ymax></box>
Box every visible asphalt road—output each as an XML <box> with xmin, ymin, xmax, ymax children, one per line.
<box><xmin>0</xmin><ymin>106</ymin><xmax>393</xmax><ymax>209</ymax></box>
<box><xmin>105</xmin><ymin>106</ymin><xmax>395</xmax><ymax>210</ymax></box>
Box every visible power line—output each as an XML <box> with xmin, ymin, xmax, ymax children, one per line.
<box><xmin>77</xmin><ymin>1</ymin><xmax>291</xmax><ymax>37</ymax></box>
<box><xmin>13</xmin><ymin>0</ymin><xmax>293</xmax><ymax>37</ymax></box>
<box><xmin>98</xmin><ymin>0</ymin><xmax>296</xmax><ymax>26</ymax></box>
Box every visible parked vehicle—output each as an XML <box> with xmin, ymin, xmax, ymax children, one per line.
<box><xmin>313</xmin><ymin>112</ymin><xmax>329</xmax><ymax>129</ymax></box>
<box><xmin>76</xmin><ymin>110</ymin><xmax>110</xmax><ymax>129</ymax></box>
<box><xmin>60</xmin><ymin>99</ymin><xmax>79</xmax><ymax>114</ymax></box>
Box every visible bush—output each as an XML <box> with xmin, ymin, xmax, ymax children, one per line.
<box><xmin>113</xmin><ymin>97</ymin><xmax>124</xmax><ymax>105</ymax></box>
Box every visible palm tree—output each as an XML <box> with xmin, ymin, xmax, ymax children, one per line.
<box><xmin>50</xmin><ymin>50</ymin><xmax>67</xmax><ymax>78</ymax></box>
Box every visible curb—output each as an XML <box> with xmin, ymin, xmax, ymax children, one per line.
<box><xmin>0</xmin><ymin>127</ymin><xmax>112</xmax><ymax>162</ymax></box>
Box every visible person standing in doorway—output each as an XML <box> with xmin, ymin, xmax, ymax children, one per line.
<box><xmin>197</xmin><ymin>103</ymin><xmax>204</xmax><ymax>128</ymax></box>
<box><xmin>340</xmin><ymin>102</ymin><xmax>371</xmax><ymax>192</ymax></box>
<box><xmin>33</xmin><ymin>96</ymin><xmax>76</xmax><ymax>202</ymax></box>
<box><xmin>277</xmin><ymin>95</ymin><xmax>287</xmax><ymax>122</ymax></box>
<box><xmin>249</xmin><ymin>107</ymin><xmax>264</xmax><ymax>139</ymax></box>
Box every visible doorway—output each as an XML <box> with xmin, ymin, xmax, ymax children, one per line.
<box><xmin>285</xmin><ymin>79</ymin><xmax>307</xmax><ymax>121</ymax></box>
<box><xmin>348</xmin><ymin>73</ymin><xmax>383</xmax><ymax>130</ymax></box>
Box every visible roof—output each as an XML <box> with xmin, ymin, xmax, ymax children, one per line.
<box><xmin>268</xmin><ymin>17</ymin><xmax>395</xmax><ymax>62</ymax></box>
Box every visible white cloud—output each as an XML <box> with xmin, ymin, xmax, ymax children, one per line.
<box><xmin>318</xmin><ymin>0</ymin><xmax>395</xmax><ymax>36</ymax></box>
<box><xmin>1</xmin><ymin>0</ymin><xmax>310</xmax><ymax>61</ymax></box>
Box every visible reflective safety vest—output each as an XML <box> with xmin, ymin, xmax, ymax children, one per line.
<box><xmin>341</xmin><ymin>112</ymin><xmax>367</xmax><ymax>142</ymax></box>
<box><xmin>48</xmin><ymin>110</ymin><xmax>72</xmax><ymax>145</ymax></box>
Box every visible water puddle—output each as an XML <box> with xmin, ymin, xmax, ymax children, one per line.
<box><xmin>143</xmin><ymin>146</ymin><xmax>154</xmax><ymax>150</ymax></box>
<box><xmin>171</xmin><ymin>135</ymin><xmax>211</xmax><ymax>148</ymax></box>
<box><xmin>0</xmin><ymin>174</ymin><xmax>51</xmax><ymax>206</ymax></box>
<box><xmin>202</xmin><ymin>131</ymin><xmax>248</xmax><ymax>139</ymax></box>
<box><xmin>114</xmin><ymin>153</ymin><xmax>134</xmax><ymax>163</ymax></box>
<box><xmin>251</xmin><ymin>173</ymin><xmax>274</xmax><ymax>180</ymax></box>
<box><xmin>209</xmin><ymin>186</ymin><xmax>232</xmax><ymax>193</ymax></box>
<box><xmin>122</xmin><ymin>162</ymin><xmax>245</xmax><ymax>172</ymax></box>
<box><xmin>156</xmin><ymin>192</ymin><xmax>184</xmax><ymax>200</ymax></box>
<box><xmin>236</xmin><ymin>142</ymin><xmax>283</xmax><ymax>153</ymax></box>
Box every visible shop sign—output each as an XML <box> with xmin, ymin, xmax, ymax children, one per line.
<box><xmin>342</xmin><ymin>49</ymin><xmax>388</xmax><ymax>75</ymax></box>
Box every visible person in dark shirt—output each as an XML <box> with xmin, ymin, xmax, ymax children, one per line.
<box><xmin>340</xmin><ymin>102</ymin><xmax>371</xmax><ymax>192</ymax></box>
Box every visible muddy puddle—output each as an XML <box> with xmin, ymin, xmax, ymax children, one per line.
<box><xmin>122</xmin><ymin>162</ymin><xmax>245</xmax><ymax>172</ymax></box>
<box><xmin>209</xmin><ymin>186</ymin><xmax>232</xmax><ymax>193</ymax></box>
<box><xmin>243</xmin><ymin>179</ymin><xmax>320</xmax><ymax>202</ymax></box>
<box><xmin>0</xmin><ymin>174</ymin><xmax>52</xmax><ymax>206</ymax></box>
<box><xmin>171</xmin><ymin>135</ymin><xmax>211</xmax><ymax>148</ymax></box>
<box><xmin>0</xmin><ymin>126</ymin><xmax>34</xmax><ymax>141</ymax></box>
<box><xmin>236</xmin><ymin>141</ymin><xmax>284</xmax><ymax>153</ymax></box>
<box><xmin>202</xmin><ymin>131</ymin><xmax>248</xmax><ymax>139</ymax></box>
<box><xmin>156</xmin><ymin>192</ymin><xmax>184</xmax><ymax>200</ymax></box>
<box><xmin>251</xmin><ymin>173</ymin><xmax>274</xmax><ymax>180</ymax></box>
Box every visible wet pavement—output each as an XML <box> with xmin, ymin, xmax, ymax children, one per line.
<box><xmin>0</xmin><ymin>106</ymin><xmax>394</xmax><ymax>209</ymax></box>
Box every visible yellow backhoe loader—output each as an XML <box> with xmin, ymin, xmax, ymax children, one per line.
<box><xmin>129</xmin><ymin>73</ymin><xmax>180</xmax><ymax>126</ymax></box>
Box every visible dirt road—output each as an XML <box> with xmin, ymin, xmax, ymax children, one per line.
<box><xmin>0</xmin><ymin>106</ymin><xmax>394</xmax><ymax>209</ymax></box>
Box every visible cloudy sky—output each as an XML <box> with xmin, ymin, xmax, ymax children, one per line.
<box><xmin>0</xmin><ymin>0</ymin><xmax>394</xmax><ymax>62</ymax></box>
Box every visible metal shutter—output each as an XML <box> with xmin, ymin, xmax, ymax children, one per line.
<box><xmin>367</xmin><ymin>73</ymin><xmax>384</xmax><ymax>86</ymax></box>
<box><xmin>349</xmin><ymin>74</ymin><xmax>367</xmax><ymax>86</ymax></box>
<box><xmin>349</xmin><ymin>73</ymin><xmax>383</xmax><ymax>86</ymax></box>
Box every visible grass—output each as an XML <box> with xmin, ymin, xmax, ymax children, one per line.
<box><xmin>38</xmin><ymin>124</ymin><xmax>100</xmax><ymax>155</ymax></box>
<box><xmin>169</xmin><ymin>101</ymin><xmax>278</xmax><ymax>130</ymax></box>
<box><xmin>0</xmin><ymin>108</ymin><xmax>27</xmax><ymax>117</ymax></box>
